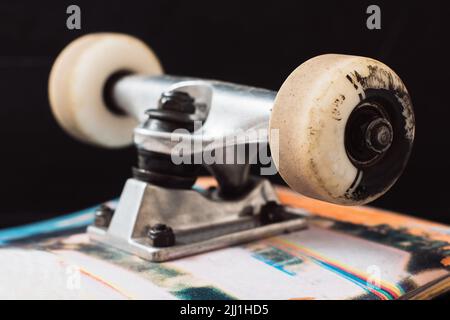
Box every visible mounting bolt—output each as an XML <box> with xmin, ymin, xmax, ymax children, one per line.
<box><xmin>147</xmin><ymin>224</ymin><xmax>175</xmax><ymax>248</ymax></box>
<box><xmin>260</xmin><ymin>201</ymin><xmax>285</xmax><ymax>225</ymax></box>
<box><xmin>94</xmin><ymin>204</ymin><xmax>114</xmax><ymax>228</ymax></box>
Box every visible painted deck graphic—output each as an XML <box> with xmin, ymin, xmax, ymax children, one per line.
<box><xmin>0</xmin><ymin>180</ymin><xmax>449</xmax><ymax>299</ymax></box>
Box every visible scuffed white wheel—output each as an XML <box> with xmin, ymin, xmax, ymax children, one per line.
<box><xmin>48</xmin><ymin>33</ymin><xmax>163</xmax><ymax>148</ymax></box>
<box><xmin>270</xmin><ymin>54</ymin><xmax>414</xmax><ymax>205</ymax></box>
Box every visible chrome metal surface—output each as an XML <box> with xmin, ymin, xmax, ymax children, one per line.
<box><xmin>88</xmin><ymin>178</ymin><xmax>308</xmax><ymax>262</ymax></box>
<box><xmin>113</xmin><ymin>75</ymin><xmax>276</xmax><ymax>155</ymax></box>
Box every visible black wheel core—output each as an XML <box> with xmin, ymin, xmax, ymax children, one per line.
<box><xmin>344</xmin><ymin>89</ymin><xmax>414</xmax><ymax>202</ymax></box>
<box><xmin>345</xmin><ymin>101</ymin><xmax>393</xmax><ymax>167</ymax></box>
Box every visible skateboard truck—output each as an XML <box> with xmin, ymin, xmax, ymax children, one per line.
<box><xmin>49</xmin><ymin>33</ymin><xmax>415</xmax><ymax>262</ymax></box>
<box><xmin>89</xmin><ymin>84</ymin><xmax>309</xmax><ymax>262</ymax></box>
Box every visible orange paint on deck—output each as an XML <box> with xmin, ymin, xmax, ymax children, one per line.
<box><xmin>441</xmin><ymin>257</ymin><xmax>450</xmax><ymax>267</ymax></box>
<box><xmin>196</xmin><ymin>177</ymin><xmax>450</xmax><ymax>244</ymax></box>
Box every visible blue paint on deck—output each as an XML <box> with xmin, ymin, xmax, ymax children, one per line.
<box><xmin>0</xmin><ymin>185</ymin><xmax>206</xmax><ymax>245</ymax></box>
<box><xmin>0</xmin><ymin>206</ymin><xmax>101</xmax><ymax>245</ymax></box>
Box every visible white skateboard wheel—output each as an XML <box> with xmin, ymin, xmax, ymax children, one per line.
<box><xmin>48</xmin><ymin>33</ymin><xmax>163</xmax><ymax>148</ymax></box>
<box><xmin>270</xmin><ymin>54</ymin><xmax>415</xmax><ymax>205</ymax></box>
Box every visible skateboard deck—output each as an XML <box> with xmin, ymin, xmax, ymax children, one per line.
<box><xmin>0</xmin><ymin>178</ymin><xmax>449</xmax><ymax>300</ymax></box>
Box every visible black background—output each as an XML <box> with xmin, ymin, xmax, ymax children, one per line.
<box><xmin>0</xmin><ymin>0</ymin><xmax>449</xmax><ymax>227</ymax></box>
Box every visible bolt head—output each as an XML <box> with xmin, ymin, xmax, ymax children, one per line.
<box><xmin>260</xmin><ymin>201</ymin><xmax>285</xmax><ymax>225</ymax></box>
<box><xmin>147</xmin><ymin>224</ymin><xmax>175</xmax><ymax>248</ymax></box>
<box><xmin>94</xmin><ymin>205</ymin><xmax>114</xmax><ymax>228</ymax></box>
